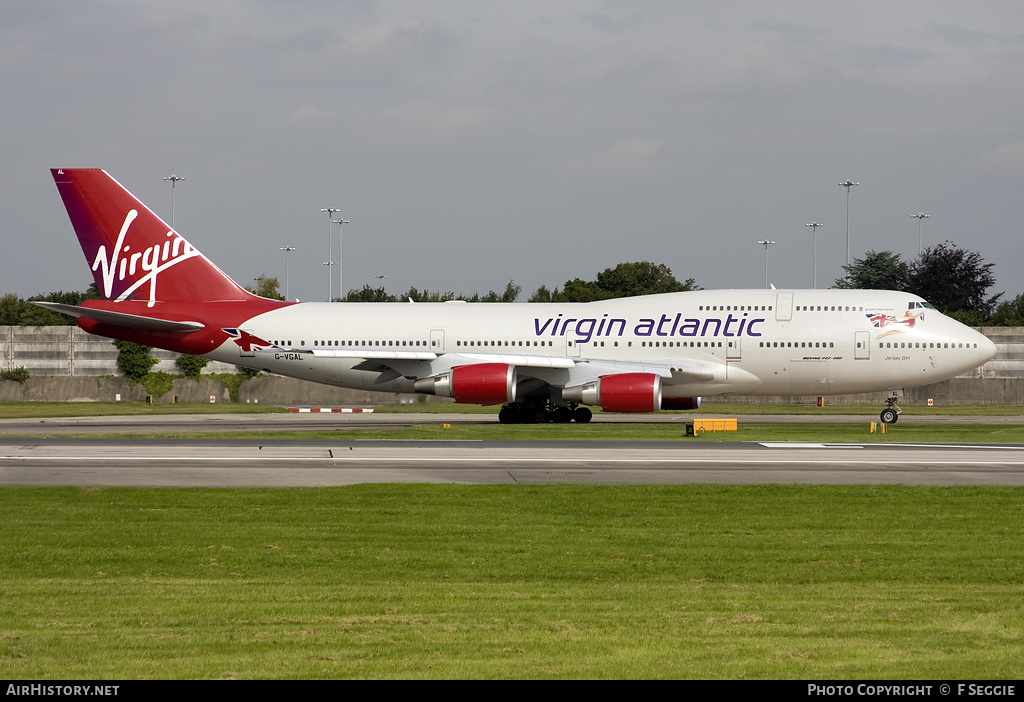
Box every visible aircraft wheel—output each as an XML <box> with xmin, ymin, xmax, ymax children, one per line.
<box><xmin>498</xmin><ymin>406</ymin><xmax>517</xmax><ymax>424</ymax></box>
<box><xmin>552</xmin><ymin>407</ymin><xmax>573</xmax><ymax>423</ymax></box>
<box><xmin>573</xmin><ymin>407</ymin><xmax>593</xmax><ymax>424</ymax></box>
<box><xmin>880</xmin><ymin>408</ymin><xmax>898</xmax><ymax>424</ymax></box>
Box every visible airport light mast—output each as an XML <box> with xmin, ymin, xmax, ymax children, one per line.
<box><xmin>757</xmin><ymin>240</ymin><xmax>775</xmax><ymax>289</ymax></box>
<box><xmin>333</xmin><ymin>219</ymin><xmax>350</xmax><ymax>301</ymax></box>
<box><xmin>163</xmin><ymin>174</ymin><xmax>184</xmax><ymax>229</ymax></box>
<box><xmin>805</xmin><ymin>222</ymin><xmax>823</xmax><ymax>289</ymax></box>
<box><xmin>279</xmin><ymin>246</ymin><xmax>296</xmax><ymax>300</ymax></box>
<box><xmin>911</xmin><ymin>212</ymin><xmax>931</xmax><ymax>255</ymax></box>
<box><xmin>838</xmin><ymin>180</ymin><xmax>859</xmax><ymax>265</ymax></box>
<box><xmin>321</xmin><ymin>208</ymin><xmax>340</xmax><ymax>301</ymax></box>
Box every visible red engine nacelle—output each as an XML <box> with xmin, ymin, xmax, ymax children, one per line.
<box><xmin>422</xmin><ymin>363</ymin><xmax>517</xmax><ymax>405</ymax></box>
<box><xmin>563</xmin><ymin>372</ymin><xmax>662</xmax><ymax>413</ymax></box>
<box><xmin>597</xmin><ymin>373</ymin><xmax>662</xmax><ymax>412</ymax></box>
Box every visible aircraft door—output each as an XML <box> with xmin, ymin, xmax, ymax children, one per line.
<box><xmin>855</xmin><ymin>330</ymin><xmax>870</xmax><ymax>360</ymax></box>
<box><xmin>430</xmin><ymin>329</ymin><xmax>445</xmax><ymax>353</ymax></box>
<box><xmin>776</xmin><ymin>292</ymin><xmax>794</xmax><ymax>321</ymax></box>
<box><xmin>727</xmin><ymin>337</ymin><xmax>742</xmax><ymax>360</ymax></box>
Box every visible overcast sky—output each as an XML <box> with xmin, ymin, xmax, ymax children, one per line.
<box><xmin>3</xmin><ymin>1</ymin><xmax>1024</xmax><ymax>304</ymax></box>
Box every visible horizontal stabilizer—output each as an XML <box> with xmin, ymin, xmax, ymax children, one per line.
<box><xmin>31</xmin><ymin>302</ymin><xmax>205</xmax><ymax>332</ymax></box>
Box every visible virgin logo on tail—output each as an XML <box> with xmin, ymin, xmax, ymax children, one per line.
<box><xmin>92</xmin><ymin>210</ymin><xmax>200</xmax><ymax>307</ymax></box>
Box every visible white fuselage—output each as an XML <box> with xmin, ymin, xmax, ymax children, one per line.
<box><xmin>206</xmin><ymin>289</ymin><xmax>995</xmax><ymax>402</ymax></box>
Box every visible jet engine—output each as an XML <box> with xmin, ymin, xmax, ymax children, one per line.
<box><xmin>662</xmin><ymin>396</ymin><xmax>702</xmax><ymax>410</ymax></box>
<box><xmin>414</xmin><ymin>363</ymin><xmax>517</xmax><ymax>405</ymax></box>
<box><xmin>562</xmin><ymin>372</ymin><xmax>662</xmax><ymax>413</ymax></box>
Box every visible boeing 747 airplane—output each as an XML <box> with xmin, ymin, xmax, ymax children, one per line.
<box><xmin>39</xmin><ymin>169</ymin><xmax>996</xmax><ymax>424</ymax></box>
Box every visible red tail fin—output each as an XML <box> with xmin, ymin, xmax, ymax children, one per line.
<box><xmin>51</xmin><ymin>169</ymin><xmax>257</xmax><ymax>306</ymax></box>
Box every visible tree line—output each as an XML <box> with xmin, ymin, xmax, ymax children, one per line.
<box><xmin>247</xmin><ymin>261</ymin><xmax>698</xmax><ymax>304</ymax></box>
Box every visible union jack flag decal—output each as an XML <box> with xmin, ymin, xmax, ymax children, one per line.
<box><xmin>222</xmin><ymin>328</ymin><xmax>274</xmax><ymax>352</ymax></box>
<box><xmin>866</xmin><ymin>311</ymin><xmax>923</xmax><ymax>338</ymax></box>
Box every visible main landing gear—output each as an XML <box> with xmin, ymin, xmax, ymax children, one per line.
<box><xmin>498</xmin><ymin>401</ymin><xmax>592</xmax><ymax>424</ymax></box>
<box><xmin>880</xmin><ymin>395</ymin><xmax>901</xmax><ymax>424</ymax></box>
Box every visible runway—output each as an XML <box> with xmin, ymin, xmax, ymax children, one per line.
<box><xmin>3</xmin><ymin>433</ymin><xmax>1024</xmax><ymax>486</ymax></box>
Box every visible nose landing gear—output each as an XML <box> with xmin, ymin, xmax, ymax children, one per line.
<box><xmin>880</xmin><ymin>393</ymin><xmax>901</xmax><ymax>424</ymax></box>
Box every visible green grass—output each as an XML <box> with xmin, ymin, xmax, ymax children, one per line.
<box><xmin>1</xmin><ymin>485</ymin><xmax>1022</xmax><ymax>679</ymax></box>
<box><xmin>0</xmin><ymin>402</ymin><xmax>287</xmax><ymax>419</ymax></box>
<box><xmin>62</xmin><ymin>422</ymin><xmax>1024</xmax><ymax>444</ymax></box>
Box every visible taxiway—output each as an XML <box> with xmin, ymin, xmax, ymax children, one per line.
<box><xmin>1</xmin><ymin>411</ymin><xmax>1023</xmax><ymax>487</ymax></box>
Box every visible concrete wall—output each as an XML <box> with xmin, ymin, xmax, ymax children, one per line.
<box><xmin>703</xmin><ymin>326</ymin><xmax>1023</xmax><ymax>407</ymax></box>
<box><xmin>0</xmin><ymin>373</ymin><xmax>437</xmax><ymax>406</ymax></box>
<box><xmin>0</xmin><ymin>325</ymin><xmax>1022</xmax><ymax>406</ymax></box>
<box><xmin>0</xmin><ymin>326</ymin><xmax>239</xmax><ymax>377</ymax></box>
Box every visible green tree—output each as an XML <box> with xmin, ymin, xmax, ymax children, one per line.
<box><xmin>989</xmin><ymin>294</ymin><xmax>1024</xmax><ymax>326</ymax></box>
<box><xmin>594</xmin><ymin>261</ymin><xmax>698</xmax><ymax>298</ymax></box>
<box><xmin>556</xmin><ymin>277</ymin><xmax>605</xmax><ymax>302</ymax></box>
<box><xmin>246</xmin><ymin>275</ymin><xmax>285</xmax><ymax>301</ymax></box>
<box><xmin>529</xmin><ymin>261</ymin><xmax>699</xmax><ymax>303</ymax></box>
<box><xmin>498</xmin><ymin>280</ymin><xmax>522</xmax><ymax>303</ymax></box>
<box><xmin>401</xmin><ymin>287</ymin><xmax>457</xmax><ymax>302</ymax></box>
<box><xmin>20</xmin><ymin>289</ymin><xmax>97</xmax><ymax>326</ymax></box>
<box><xmin>528</xmin><ymin>284</ymin><xmax>555</xmax><ymax>303</ymax></box>
<box><xmin>906</xmin><ymin>242</ymin><xmax>1001</xmax><ymax>318</ymax></box>
<box><xmin>464</xmin><ymin>281</ymin><xmax>523</xmax><ymax>303</ymax></box>
<box><xmin>175</xmin><ymin>354</ymin><xmax>210</xmax><ymax>380</ymax></box>
<box><xmin>0</xmin><ymin>293</ymin><xmax>24</xmax><ymax>325</ymax></box>
<box><xmin>113</xmin><ymin>340</ymin><xmax>158</xmax><ymax>382</ymax></box>
<box><xmin>834</xmin><ymin>250</ymin><xmax>909</xmax><ymax>290</ymax></box>
<box><xmin>344</xmin><ymin>285</ymin><xmax>396</xmax><ymax>302</ymax></box>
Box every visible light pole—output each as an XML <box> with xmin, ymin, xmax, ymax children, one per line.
<box><xmin>321</xmin><ymin>208</ymin><xmax>340</xmax><ymax>301</ymax></box>
<box><xmin>911</xmin><ymin>212</ymin><xmax>930</xmax><ymax>255</ymax></box>
<box><xmin>163</xmin><ymin>174</ymin><xmax>184</xmax><ymax>229</ymax></box>
<box><xmin>757</xmin><ymin>240</ymin><xmax>775</xmax><ymax>289</ymax></box>
<box><xmin>333</xmin><ymin>219</ymin><xmax>350</xmax><ymax>300</ymax></box>
<box><xmin>279</xmin><ymin>246</ymin><xmax>295</xmax><ymax>300</ymax></box>
<box><xmin>322</xmin><ymin>260</ymin><xmax>336</xmax><ymax>299</ymax></box>
<box><xmin>838</xmin><ymin>180</ymin><xmax>859</xmax><ymax>265</ymax></box>
<box><xmin>805</xmin><ymin>222</ymin><xmax>824</xmax><ymax>289</ymax></box>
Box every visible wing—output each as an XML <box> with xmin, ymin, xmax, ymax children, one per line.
<box><xmin>31</xmin><ymin>301</ymin><xmax>205</xmax><ymax>332</ymax></box>
<box><xmin>252</xmin><ymin>345</ymin><xmax>730</xmax><ymax>410</ymax></box>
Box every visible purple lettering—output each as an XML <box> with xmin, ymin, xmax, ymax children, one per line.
<box><xmin>635</xmin><ymin>318</ymin><xmax>655</xmax><ymax>336</ymax></box>
<box><xmin>534</xmin><ymin>318</ymin><xmax>555</xmax><ymax>336</ymax></box>
<box><xmin>656</xmin><ymin>314</ymin><xmax>673</xmax><ymax>336</ymax></box>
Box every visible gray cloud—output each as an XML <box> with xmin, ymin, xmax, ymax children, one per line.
<box><xmin>3</xmin><ymin>1</ymin><xmax>1023</xmax><ymax>305</ymax></box>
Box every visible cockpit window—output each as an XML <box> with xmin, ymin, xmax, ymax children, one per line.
<box><xmin>909</xmin><ymin>300</ymin><xmax>936</xmax><ymax>310</ymax></box>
